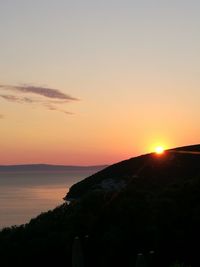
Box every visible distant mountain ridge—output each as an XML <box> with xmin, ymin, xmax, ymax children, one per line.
<box><xmin>0</xmin><ymin>164</ymin><xmax>108</xmax><ymax>172</ymax></box>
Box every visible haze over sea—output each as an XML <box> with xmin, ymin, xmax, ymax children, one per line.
<box><xmin>0</xmin><ymin>169</ymin><xmax>99</xmax><ymax>229</ymax></box>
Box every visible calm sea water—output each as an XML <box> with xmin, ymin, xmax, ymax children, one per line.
<box><xmin>0</xmin><ymin>170</ymin><xmax>95</xmax><ymax>229</ymax></box>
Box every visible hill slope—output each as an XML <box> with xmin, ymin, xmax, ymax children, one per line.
<box><xmin>1</xmin><ymin>144</ymin><xmax>200</xmax><ymax>267</ymax></box>
<box><xmin>65</xmin><ymin>144</ymin><xmax>200</xmax><ymax>200</ymax></box>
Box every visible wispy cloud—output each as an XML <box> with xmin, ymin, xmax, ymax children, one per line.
<box><xmin>0</xmin><ymin>84</ymin><xmax>79</xmax><ymax>115</ymax></box>
<box><xmin>0</xmin><ymin>114</ymin><xmax>4</xmax><ymax>119</ymax></box>
<box><xmin>44</xmin><ymin>103</ymin><xmax>74</xmax><ymax>115</ymax></box>
<box><xmin>0</xmin><ymin>94</ymin><xmax>34</xmax><ymax>103</ymax></box>
<box><xmin>0</xmin><ymin>84</ymin><xmax>78</xmax><ymax>101</ymax></box>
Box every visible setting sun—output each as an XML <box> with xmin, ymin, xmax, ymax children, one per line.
<box><xmin>155</xmin><ymin>146</ymin><xmax>165</xmax><ymax>154</ymax></box>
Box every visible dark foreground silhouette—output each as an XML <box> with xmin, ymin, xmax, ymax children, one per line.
<box><xmin>0</xmin><ymin>144</ymin><xmax>200</xmax><ymax>267</ymax></box>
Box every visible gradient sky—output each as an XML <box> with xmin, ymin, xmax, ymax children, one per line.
<box><xmin>0</xmin><ymin>0</ymin><xmax>200</xmax><ymax>165</ymax></box>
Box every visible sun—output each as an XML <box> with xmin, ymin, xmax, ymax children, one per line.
<box><xmin>155</xmin><ymin>146</ymin><xmax>165</xmax><ymax>155</ymax></box>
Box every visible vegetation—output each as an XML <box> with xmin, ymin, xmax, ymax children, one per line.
<box><xmin>169</xmin><ymin>263</ymin><xmax>191</xmax><ymax>267</ymax></box>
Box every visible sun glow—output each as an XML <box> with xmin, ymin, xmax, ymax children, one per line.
<box><xmin>155</xmin><ymin>146</ymin><xmax>165</xmax><ymax>154</ymax></box>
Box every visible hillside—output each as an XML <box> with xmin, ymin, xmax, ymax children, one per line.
<box><xmin>65</xmin><ymin>144</ymin><xmax>200</xmax><ymax>200</ymax></box>
<box><xmin>0</xmin><ymin>144</ymin><xmax>200</xmax><ymax>267</ymax></box>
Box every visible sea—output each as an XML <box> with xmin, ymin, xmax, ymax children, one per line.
<box><xmin>0</xmin><ymin>169</ymin><xmax>96</xmax><ymax>229</ymax></box>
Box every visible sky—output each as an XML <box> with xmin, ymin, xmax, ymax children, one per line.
<box><xmin>0</xmin><ymin>0</ymin><xmax>200</xmax><ymax>165</ymax></box>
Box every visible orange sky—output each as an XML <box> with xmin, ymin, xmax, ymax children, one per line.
<box><xmin>0</xmin><ymin>1</ymin><xmax>200</xmax><ymax>165</ymax></box>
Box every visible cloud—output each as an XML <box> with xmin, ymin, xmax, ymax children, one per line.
<box><xmin>0</xmin><ymin>114</ymin><xmax>4</xmax><ymax>119</ymax></box>
<box><xmin>0</xmin><ymin>84</ymin><xmax>78</xmax><ymax>101</ymax></box>
<box><xmin>0</xmin><ymin>94</ymin><xmax>34</xmax><ymax>103</ymax></box>
<box><xmin>0</xmin><ymin>84</ymin><xmax>79</xmax><ymax>115</ymax></box>
<box><xmin>44</xmin><ymin>103</ymin><xmax>74</xmax><ymax>115</ymax></box>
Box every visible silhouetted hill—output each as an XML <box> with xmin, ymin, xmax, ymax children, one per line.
<box><xmin>0</xmin><ymin>144</ymin><xmax>200</xmax><ymax>267</ymax></box>
<box><xmin>65</xmin><ymin>144</ymin><xmax>200</xmax><ymax>201</ymax></box>
<box><xmin>0</xmin><ymin>164</ymin><xmax>108</xmax><ymax>172</ymax></box>
<box><xmin>170</xmin><ymin>144</ymin><xmax>200</xmax><ymax>151</ymax></box>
